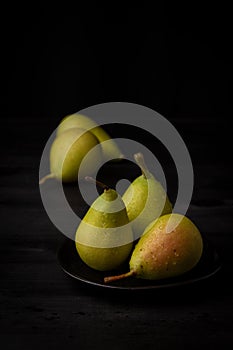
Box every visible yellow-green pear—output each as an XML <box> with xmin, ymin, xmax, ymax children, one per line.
<box><xmin>57</xmin><ymin>113</ymin><xmax>123</xmax><ymax>161</ymax></box>
<box><xmin>75</xmin><ymin>178</ymin><xmax>133</xmax><ymax>271</ymax></box>
<box><xmin>104</xmin><ymin>213</ymin><xmax>203</xmax><ymax>283</ymax></box>
<box><xmin>122</xmin><ymin>153</ymin><xmax>172</xmax><ymax>238</ymax></box>
<box><xmin>39</xmin><ymin>127</ymin><xmax>102</xmax><ymax>184</ymax></box>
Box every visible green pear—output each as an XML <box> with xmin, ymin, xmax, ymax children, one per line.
<box><xmin>122</xmin><ymin>153</ymin><xmax>172</xmax><ymax>238</ymax></box>
<box><xmin>39</xmin><ymin>127</ymin><xmax>102</xmax><ymax>184</ymax></box>
<box><xmin>75</xmin><ymin>178</ymin><xmax>133</xmax><ymax>271</ymax></box>
<box><xmin>104</xmin><ymin>213</ymin><xmax>203</xmax><ymax>283</ymax></box>
<box><xmin>57</xmin><ymin>113</ymin><xmax>123</xmax><ymax>161</ymax></box>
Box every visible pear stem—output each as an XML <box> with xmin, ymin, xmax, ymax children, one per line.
<box><xmin>134</xmin><ymin>152</ymin><xmax>151</xmax><ymax>179</ymax></box>
<box><xmin>39</xmin><ymin>173</ymin><xmax>56</xmax><ymax>185</ymax></box>
<box><xmin>104</xmin><ymin>270</ymin><xmax>136</xmax><ymax>284</ymax></box>
<box><xmin>85</xmin><ymin>176</ymin><xmax>109</xmax><ymax>191</ymax></box>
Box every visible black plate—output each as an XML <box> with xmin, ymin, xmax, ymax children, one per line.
<box><xmin>57</xmin><ymin>236</ymin><xmax>221</xmax><ymax>290</ymax></box>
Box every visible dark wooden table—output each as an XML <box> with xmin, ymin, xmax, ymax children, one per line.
<box><xmin>1</xmin><ymin>116</ymin><xmax>233</xmax><ymax>350</ymax></box>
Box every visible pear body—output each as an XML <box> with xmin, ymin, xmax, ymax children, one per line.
<box><xmin>75</xmin><ymin>189</ymin><xmax>133</xmax><ymax>271</ymax></box>
<box><xmin>50</xmin><ymin>127</ymin><xmax>102</xmax><ymax>182</ymax></box>
<box><xmin>130</xmin><ymin>213</ymin><xmax>203</xmax><ymax>280</ymax></box>
<box><xmin>57</xmin><ymin>114</ymin><xmax>122</xmax><ymax>160</ymax></box>
<box><xmin>122</xmin><ymin>173</ymin><xmax>172</xmax><ymax>238</ymax></box>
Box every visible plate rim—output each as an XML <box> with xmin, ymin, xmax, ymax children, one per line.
<box><xmin>57</xmin><ymin>237</ymin><xmax>222</xmax><ymax>290</ymax></box>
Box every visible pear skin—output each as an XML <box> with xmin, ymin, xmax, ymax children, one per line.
<box><xmin>57</xmin><ymin>113</ymin><xmax>123</xmax><ymax>161</ymax></box>
<box><xmin>57</xmin><ymin>114</ymin><xmax>97</xmax><ymax>136</ymax></box>
<box><xmin>75</xmin><ymin>187</ymin><xmax>133</xmax><ymax>271</ymax></box>
<box><xmin>104</xmin><ymin>213</ymin><xmax>203</xmax><ymax>283</ymax></box>
<box><xmin>122</xmin><ymin>153</ymin><xmax>172</xmax><ymax>238</ymax></box>
<box><xmin>130</xmin><ymin>214</ymin><xmax>203</xmax><ymax>280</ymax></box>
<box><xmin>40</xmin><ymin>127</ymin><xmax>102</xmax><ymax>184</ymax></box>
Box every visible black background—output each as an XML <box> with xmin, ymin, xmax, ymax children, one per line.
<box><xmin>1</xmin><ymin>3</ymin><xmax>232</xmax><ymax>176</ymax></box>
<box><xmin>2</xmin><ymin>4</ymin><xmax>232</xmax><ymax>120</ymax></box>
<box><xmin>1</xmin><ymin>3</ymin><xmax>233</xmax><ymax>350</ymax></box>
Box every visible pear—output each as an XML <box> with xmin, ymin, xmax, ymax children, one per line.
<box><xmin>75</xmin><ymin>178</ymin><xmax>133</xmax><ymax>271</ymax></box>
<box><xmin>104</xmin><ymin>213</ymin><xmax>203</xmax><ymax>283</ymax></box>
<box><xmin>56</xmin><ymin>113</ymin><xmax>123</xmax><ymax>161</ymax></box>
<box><xmin>39</xmin><ymin>127</ymin><xmax>102</xmax><ymax>184</ymax></box>
<box><xmin>122</xmin><ymin>153</ymin><xmax>172</xmax><ymax>239</ymax></box>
